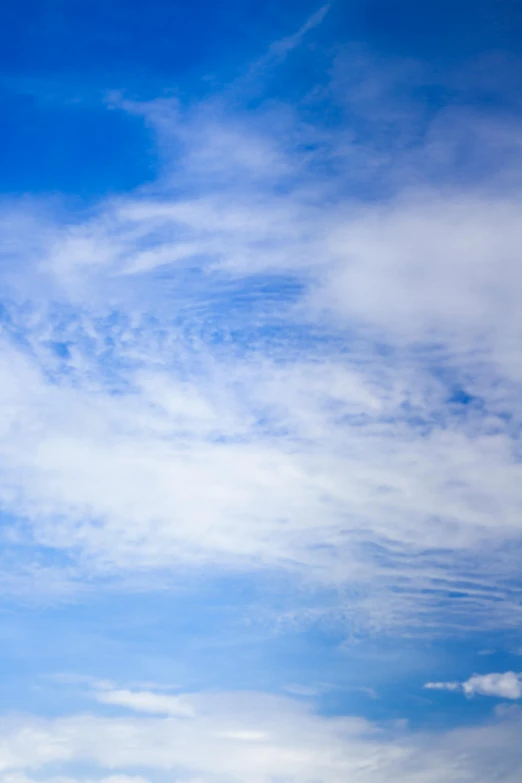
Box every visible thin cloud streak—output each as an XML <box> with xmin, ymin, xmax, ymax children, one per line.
<box><xmin>425</xmin><ymin>672</ymin><xmax>522</xmax><ymax>700</ymax></box>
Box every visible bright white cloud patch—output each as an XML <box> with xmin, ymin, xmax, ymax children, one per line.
<box><xmin>425</xmin><ymin>672</ymin><xmax>522</xmax><ymax>700</ymax></box>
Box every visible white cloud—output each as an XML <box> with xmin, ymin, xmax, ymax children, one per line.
<box><xmin>0</xmin><ymin>48</ymin><xmax>521</xmax><ymax>638</ymax></box>
<box><xmin>0</xmin><ymin>689</ymin><xmax>521</xmax><ymax>783</ymax></box>
<box><xmin>0</xmin><ymin>317</ymin><xmax>521</xmax><ymax>629</ymax></box>
<box><xmin>94</xmin><ymin>686</ymin><xmax>195</xmax><ymax>717</ymax></box>
<box><xmin>425</xmin><ymin>672</ymin><xmax>522</xmax><ymax>700</ymax></box>
<box><xmin>0</xmin><ymin>775</ymin><xmax>149</xmax><ymax>783</ymax></box>
<box><xmin>424</xmin><ymin>681</ymin><xmax>461</xmax><ymax>692</ymax></box>
<box><xmin>313</xmin><ymin>192</ymin><xmax>522</xmax><ymax>348</ymax></box>
<box><xmin>247</xmin><ymin>3</ymin><xmax>332</xmax><ymax>75</ymax></box>
<box><xmin>0</xmin><ymin>36</ymin><xmax>521</xmax><ymax>783</ymax></box>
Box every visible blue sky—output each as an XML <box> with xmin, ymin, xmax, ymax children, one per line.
<box><xmin>1</xmin><ymin>1</ymin><xmax>522</xmax><ymax>781</ymax></box>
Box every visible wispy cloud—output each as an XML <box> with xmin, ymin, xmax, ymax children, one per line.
<box><xmin>257</xmin><ymin>3</ymin><xmax>332</xmax><ymax>65</ymax></box>
<box><xmin>93</xmin><ymin>684</ymin><xmax>195</xmax><ymax>717</ymax></box>
<box><xmin>425</xmin><ymin>672</ymin><xmax>522</xmax><ymax>700</ymax></box>
<box><xmin>1</xmin><ymin>775</ymin><xmax>149</xmax><ymax>783</ymax></box>
<box><xmin>0</xmin><ymin>35</ymin><xmax>521</xmax><ymax>640</ymax></box>
<box><xmin>1</xmin><ymin>9</ymin><xmax>522</xmax><ymax>782</ymax></box>
<box><xmin>1</xmin><ymin>686</ymin><xmax>522</xmax><ymax>782</ymax></box>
